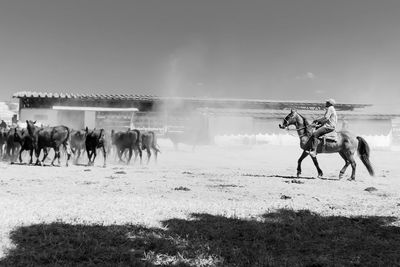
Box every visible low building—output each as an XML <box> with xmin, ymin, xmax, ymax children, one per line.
<box><xmin>13</xmin><ymin>91</ymin><xmax>400</xmax><ymax>147</ymax></box>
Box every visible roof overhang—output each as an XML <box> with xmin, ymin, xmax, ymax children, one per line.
<box><xmin>52</xmin><ymin>106</ymin><xmax>138</xmax><ymax>112</ymax></box>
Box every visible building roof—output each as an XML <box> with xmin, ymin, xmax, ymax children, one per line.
<box><xmin>13</xmin><ymin>91</ymin><xmax>156</xmax><ymax>101</ymax></box>
<box><xmin>13</xmin><ymin>91</ymin><xmax>371</xmax><ymax>111</ymax></box>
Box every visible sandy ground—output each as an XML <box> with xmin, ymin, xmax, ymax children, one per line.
<box><xmin>0</xmin><ymin>141</ymin><xmax>399</xmax><ymax>257</ymax></box>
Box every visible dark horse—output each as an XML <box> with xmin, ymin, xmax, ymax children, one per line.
<box><xmin>14</xmin><ymin>128</ymin><xmax>34</xmax><ymax>164</ymax></box>
<box><xmin>26</xmin><ymin>120</ymin><xmax>72</xmax><ymax>166</ymax></box>
<box><xmin>279</xmin><ymin>110</ymin><xmax>374</xmax><ymax>180</ymax></box>
<box><xmin>85</xmin><ymin>127</ymin><xmax>107</xmax><ymax>167</ymax></box>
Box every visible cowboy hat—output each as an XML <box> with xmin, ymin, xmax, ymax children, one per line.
<box><xmin>326</xmin><ymin>98</ymin><xmax>336</xmax><ymax>105</ymax></box>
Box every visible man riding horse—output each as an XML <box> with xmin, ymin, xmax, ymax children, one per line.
<box><xmin>307</xmin><ymin>98</ymin><xmax>337</xmax><ymax>157</ymax></box>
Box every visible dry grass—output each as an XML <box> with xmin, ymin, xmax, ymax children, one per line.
<box><xmin>0</xmin><ymin>143</ymin><xmax>400</xmax><ymax>265</ymax></box>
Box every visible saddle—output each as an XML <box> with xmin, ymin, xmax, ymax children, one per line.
<box><xmin>318</xmin><ymin>131</ymin><xmax>338</xmax><ymax>143</ymax></box>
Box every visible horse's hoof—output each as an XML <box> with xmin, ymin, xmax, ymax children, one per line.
<box><xmin>339</xmin><ymin>174</ymin><xmax>344</xmax><ymax>179</ymax></box>
<box><xmin>347</xmin><ymin>177</ymin><xmax>355</xmax><ymax>181</ymax></box>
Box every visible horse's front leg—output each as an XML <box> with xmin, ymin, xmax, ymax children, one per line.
<box><xmin>297</xmin><ymin>150</ymin><xmax>309</xmax><ymax>177</ymax></box>
<box><xmin>92</xmin><ymin>149</ymin><xmax>97</xmax><ymax>165</ymax></box>
<box><xmin>86</xmin><ymin>148</ymin><xmax>93</xmax><ymax>166</ymax></box>
<box><xmin>311</xmin><ymin>156</ymin><xmax>323</xmax><ymax>178</ymax></box>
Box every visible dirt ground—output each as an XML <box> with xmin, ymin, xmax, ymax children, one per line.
<box><xmin>0</xmin><ymin>140</ymin><xmax>399</xmax><ymax>258</ymax></box>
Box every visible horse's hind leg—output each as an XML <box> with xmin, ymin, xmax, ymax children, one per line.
<box><xmin>41</xmin><ymin>148</ymin><xmax>49</xmax><ymax>166</ymax></box>
<box><xmin>64</xmin><ymin>143</ymin><xmax>72</xmax><ymax>167</ymax></box>
<box><xmin>29</xmin><ymin>149</ymin><xmax>33</xmax><ymax>164</ymax></box>
<box><xmin>51</xmin><ymin>147</ymin><xmax>59</xmax><ymax>166</ymax></box>
<box><xmin>139</xmin><ymin>148</ymin><xmax>142</xmax><ymax>165</ymax></box>
<box><xmin>117</xmin><ymin>149</ymin><xmax>125</xmax><ymax>163</ymax></box>
<box><xmin>133</xmin><ymin>149</ymin><xmax>139</xmax><ymax>164</ymax></box>
<box><xmin>339</xmin><ymin>152</ymin><xmax>350</xmax><ymax>179</ymax></box>
<box><xmin>127</xmin><ymin>148</ymin><xmax>133</xmax><ymax>165</ymax></box>
<box><xmin>102</xmin><ymin>146</ymin><xmax>107</xmax><ymax>168</ymax></box>
<box><xmin>311</xmin><ymin>156</ymin><xmax>323</xmax><ymax>178</ymax></box>
<box><xmin>19</xmin><ymin>148</ymin><xmax>24</xmax><ymax>163</ymax></box>
<box><xmin>297</xmin><ymin>150</ymin><xmax>309</xmax><ymax>177</ymax></box>
<box><xmin>347</xmin><ymin>152</ymin><xmax>357</xmax><ymax>181</ymax></box>
<box><xmin>146</xmin><ymin>148</ymin><xmax>151</xmax><ymax>164</ymax></box>
<box><xmin>75</xmin><ymin>149</ymin><xmax>81</xmax><ymax>164</ymax></box>
<box><xmin>152</xmin><ymin>147</ymin><xmax>158</xmax><ymax>163</ymax></box>
<box><xmin>35</xmin><ymin>149</ymin><xmax>41</xmax><ymax>165</ymax></box>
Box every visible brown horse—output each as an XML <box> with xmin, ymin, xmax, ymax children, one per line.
<box><xmin>279</xmin><ymin>110</ymin><xmax>374</xmax><ymax>180</ymax></box>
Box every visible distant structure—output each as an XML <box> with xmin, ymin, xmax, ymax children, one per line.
<box><xmin>0</xmin><ymin>102</ymin><xmax>18</xmax><ymax>125</ymax></box>
<box><xmin>13</xmin><ymin>91</ymin><xmax>400</xmax><ymax>146</ymax></box>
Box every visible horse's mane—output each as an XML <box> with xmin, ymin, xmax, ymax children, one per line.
<box><xmin>296</xmin><ymin>112</ymin><xmax>310</xmax><ymax>126</ymax></box>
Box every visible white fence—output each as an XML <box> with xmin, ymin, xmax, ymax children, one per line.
<box><xmin>214</xmin><ymin>133</ymin><xmax>392</xmax><ymax>149</ymax></box>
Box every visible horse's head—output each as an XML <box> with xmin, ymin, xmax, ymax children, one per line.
<box><xmin>26</xmin><ymin>120</ymin><xmax>37</xmax><ymax>135</ymax></box>
<box><xmin>279</xmin><ymin>110</ymin><xmax>298</xmax><ymax>129</ymax></box>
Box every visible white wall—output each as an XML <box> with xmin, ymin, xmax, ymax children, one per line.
<box><xmin>84</xmin><ymin>111</ymin><xmax>96</xmax><ymax>129</ymax></box>
<box><xmin>20</xmin><ymin>109</ymin><xmax>58</xmax><ymax>126</ymax></box>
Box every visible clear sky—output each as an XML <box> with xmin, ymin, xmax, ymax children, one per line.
<box><xmin>0</xmin><ymin>0</ymin><xmax>400</xmax><ymax>106</ymax></box>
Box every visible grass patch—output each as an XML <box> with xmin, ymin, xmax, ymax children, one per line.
<box><xmin>1</xmin><ymin>210</ymin><xmax>400</xmax><ymax>266</ymax></box>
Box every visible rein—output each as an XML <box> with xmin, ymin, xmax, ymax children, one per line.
<box><xmin>284</xmin><ymin>126</ymin><xmax>312</xmax><ymax>138</ymax></box>
<box><xmin>282</xmin><ymin>115</ymin><xmax>316</xmax><ymax>138</ymax></box>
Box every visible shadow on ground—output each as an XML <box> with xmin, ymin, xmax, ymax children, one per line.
<box><xmin>1</xmin><ymin>209</ymin><xmax>400</xmax><ymax>266</ymax></box>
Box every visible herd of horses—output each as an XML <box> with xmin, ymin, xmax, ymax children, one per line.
<box><xmin>0</xmin><ymin>110</ymin><xmax>376</xmax><ymax>181</ymax></box>
<box><xmin>0</xmin><ymin>120</ymin><xmax>160</xmax><ymax>168</ymax></box>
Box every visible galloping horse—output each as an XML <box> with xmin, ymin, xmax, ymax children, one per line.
<box><xmin>279</xmin><ymin>110</ymin><xmax>374</xmax><ymax>180</ymax></box>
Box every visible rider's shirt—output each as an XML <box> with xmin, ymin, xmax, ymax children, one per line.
<box><xmin>323</xmin><ymin>106</ymin><xmax>337</xmax><ymax>129</ymax></box>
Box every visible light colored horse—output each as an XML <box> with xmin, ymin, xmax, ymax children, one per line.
<box><xmin>279</xmin><ymin>110</ymin><xmax>374</xmax><ymax>180</ymax></box>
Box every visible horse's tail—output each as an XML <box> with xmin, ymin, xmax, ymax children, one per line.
<box><xmin>356</xmin><ymin>136</ymin><xmax>374</xmax><ymax>176</ymax></box>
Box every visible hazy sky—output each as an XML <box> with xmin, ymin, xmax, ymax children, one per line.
<box><xmin>1</xmin><ymin>0</ymin><xmax>400</xmax><ymax>105</ymax></box>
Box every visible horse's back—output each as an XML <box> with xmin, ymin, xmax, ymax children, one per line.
<box><xmin>38</xmin><ymin>126</ymin><xmax>70</xmax><ymax>146</ymax></box>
